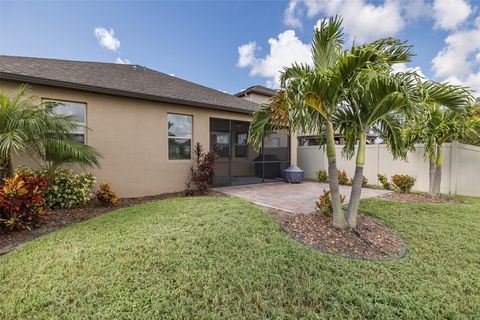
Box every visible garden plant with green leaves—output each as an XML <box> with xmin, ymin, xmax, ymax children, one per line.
<box><xmin>0</xmin><ymin>84</ymin><xmax>101</xmax><ymax>179</ymax></box>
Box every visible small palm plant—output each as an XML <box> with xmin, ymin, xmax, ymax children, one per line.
<box><xmin>0</xmin><ymin>84</ymin><xmax>101</xmax><ymax>178</ymax></box>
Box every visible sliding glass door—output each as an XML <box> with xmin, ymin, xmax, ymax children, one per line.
<box><xmin>210</xmin><ymin>118</ymin><xmax>290</xmax><ymax>187</ymax></box>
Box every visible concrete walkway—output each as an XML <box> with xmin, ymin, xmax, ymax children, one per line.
<box><xmin>215</xmin><ymin>181</ymin><xmax>391</xmax><ymax>214</ymax></box>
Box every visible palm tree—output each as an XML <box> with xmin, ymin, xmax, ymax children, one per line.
<box><xmin>402</xmin><ymin>85</ymin><xmax>477</xmax><ymax>197</ymax></box>
<box><xmin>335</xmin><ymin>71</ymin><xmax>420</xmax><ymax>227</ymax></box>
<box><xmin>0</xmin><ymin>84</ymin><xmax>101</xmax><ymax>178</ymax></box>
<box><xmin>249</xmin><ymin>16</ymin><xmax>414</xmax><ymax>228</ymax></box>
<box><xmin>249</xmin><ymin>16</ymin><xmax>349</xmax><ymax>228</ymax></box>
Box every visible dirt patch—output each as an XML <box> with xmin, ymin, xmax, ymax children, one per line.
<box><xmin>264</xmin><ymin>207</ymin><xmax>406</xmax><ymax>261</ymax></box>
<box><xmin>380</xmin><ymin>192</ymin><xmax>464</xmax><ymax>204</ymax></box>
<box><xmin>0</xmin><ymin>191</ymin><xmax>223</xmax><ymax>255</ymax></box>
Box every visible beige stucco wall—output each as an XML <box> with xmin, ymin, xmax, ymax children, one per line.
<box><xmin>239</xmin><ymin>92</ymin><xmax>271</xmax><ymax>105</ymax></box>
<box><xmin>1</xmin><ymin>80</ymin><xmax>251</xmax><ymax>197</ymax></box>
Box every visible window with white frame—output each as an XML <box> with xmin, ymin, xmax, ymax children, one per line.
<box><xmin>168</xmin><ymin>113</ymin><xmax>192</xmax><ymax>160</ymax></box>
<box><xmin>44</xmin><ymin>99</ymin><xmax>87</xmax><ymax>144</ymax></box>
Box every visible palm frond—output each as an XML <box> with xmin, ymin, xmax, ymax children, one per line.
<box><xmin>312</xmin><ymin>15</ymin><xmax>344</xmax><ymax>72</ymax></box>
<box><xmin>43</xmin><ymin>138</ymin><xmax>101</xmax><ymax>169</ymax></box>
<box><xmin>0</xmin><ymin>84</ymin><xmax>101</xmax><ymax>171</ymax></box>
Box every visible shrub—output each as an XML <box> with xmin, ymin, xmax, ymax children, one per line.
<box><xmin>0</xmin><ymin>170</ymin><xmax>49</xmax><ymax>231</ymax></box>
<box><xmin>346</xmin><ymin>176</ymin><xmax>367</xmax><ymax>187</ymax></box>
<box><xmin>362</xmin><ymin>176</ymin><xmax>368</xmax><ymax>187</ymax></box>
<box><xmin>315</xmin><ymin>190</ymin><xmax>346</xmax><ymax>216</ymax></box>
<box><xmin>186</xmin><ymin>143</ymin><xmax>217</xmax><ymax>195</ymax></box>
<box><xmin>377</xmin><ymin>174</ymin><xmax>391</xmax><ymax>190</ymax></box>
<box><xmin>43</xmin><ymin>168</ymin><xmax>96</xmax><ymax>209</ymax></box>
<box><xmin>316</xmin><ymin>169</ymin><xmax>328</xmax><ymax>183</ymax></box>
<box><xmin>337</xmin><ymin>170</ymin><xmax>349</xmax><ymax>185</ymax></box>
<box><xmin>95</xmin><ymin>182</ymin><xmax>118</xmax><ymax>206</ymax></box>
<box><xmin>391</xmin><ymin>174</ymin><xmax>416</xmax><ymax>193</ymax></box>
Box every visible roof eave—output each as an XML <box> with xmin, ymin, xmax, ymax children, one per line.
<box><xmin>0</xmin><ymin>72</ymin><xmax>254</xmax><ymax>115</ymax></box>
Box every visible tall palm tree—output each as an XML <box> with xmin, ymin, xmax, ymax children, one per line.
<box><xmin>0</xmin><ymin>84</ymin><xmax>101</xmax><ymax>178</ymax></box>
<box><xmin>402</xmin><ymin>84</ymin><xmax>477</xmax><ymax>197</ymax></box>
<box><xmin>249</xmin><ymin>16</ymin><xmax>349</xmax><ymax>228</ymax></box>
<box><xmin>249</xmin><ymin>16</ymin><xmax>414</xmax><ymax>228</ymax></box>
<box><xmin>335</xmin><ymin>71</ymin><xmax>420</xmax><ymax>227</ymax></box>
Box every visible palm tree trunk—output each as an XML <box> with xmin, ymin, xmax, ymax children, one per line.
<box><xmin>432</xmin><ymin>144</ymin><xmax>443</xmax><ymax>197</ymax></box>
<box><xmin>345</xmin><ymin>132</ymin><xmax>366</xmax><ymax>228</ymax></box>
<box><xmin>0</xmin><ymin>157</ymin><xmax>13</xmax><ymax>180</ymax></box>
<box><xmin>428</xmin><ymin>159</ymin><xmax>436</xmax><ymax>196</ymax></box>
<box><xmin>326</xmin><ymin>121</ymin><xmax>347</xmax><ymax>229</ymax></box>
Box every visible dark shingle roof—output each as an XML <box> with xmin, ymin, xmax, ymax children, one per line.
<box><xmin>234</xmin><ymin>85</ymin><xmax>276</xmax><ymax>98</ymax></box>
<box><xmin>0</xmin><ymin>55</ymin><xmax>260</xmax><ymax>114</ymax></box>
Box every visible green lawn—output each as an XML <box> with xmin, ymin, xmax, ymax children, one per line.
<box><xmin>1</xmin><ymin>196</ymin><xmax>479</xmax><ymax>319</ymax></box>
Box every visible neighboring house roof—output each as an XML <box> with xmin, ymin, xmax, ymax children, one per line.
<box><xmin>0</xmin><ymin>55</ymin><xmax>260</xmax><ymax>114</ymax></box>
<box><xmin>234</xmin><ymin>85</ymin><xmax>276</xmax><ymax>98</ymax></box>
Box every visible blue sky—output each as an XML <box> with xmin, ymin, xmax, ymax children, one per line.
<box><xmin>1</xmin><ymin>0</ymin><xmax>479</xmax><ymax>95</ymax></box>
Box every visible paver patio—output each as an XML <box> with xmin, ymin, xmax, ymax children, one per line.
<box><xmin>215</xmin><ymin>181</ymin><xmax>391</xmax><ymax>213</ymax></box>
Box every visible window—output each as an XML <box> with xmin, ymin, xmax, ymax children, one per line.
<box><xmin>168</xmin><ymin>113</ymin><xmax>192</xmax><ymax>160</ymax></box>
<box><xmin>44</xmin><ymin>100</ymin><xmax>86</xmax><ymax>144</ymax></box>
<box><xmin>235</xmin><ymin>132</ymin><xmax>248</xmax><ymax>158</ymax></box>
<box><xmin>271</xmin><ymin>138</ymin><xmax>281</xmax><ymax>148</ymax></box>
<box><xmin>212</xmin><ymin>132</ymin><xmax>229</xmax><ymax>158</ymax></box>
<box><xmin>232</xmin><ymin>120</ymin><xmax>249</xmax><ymax>158</ymax></box>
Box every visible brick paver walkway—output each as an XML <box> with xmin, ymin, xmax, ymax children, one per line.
<box><xmin>215</xmin><ymin>181</ymin><xmax>391</xmax><ymax>214</ymax></box>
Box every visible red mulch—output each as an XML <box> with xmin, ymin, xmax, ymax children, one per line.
<box><xmin>265</xmin><ymin>207</ymin><xmax>406</xmax><ymax>261</ymax></box>
<box><xmin>0</xmin><ymin>191</ymin><xmax>222</xmax><ymax>255</ymax></box>
<box><xmin>380</xmin><ymin>192</ymin><xmax>464</xmax><ymax>204</ymax></box>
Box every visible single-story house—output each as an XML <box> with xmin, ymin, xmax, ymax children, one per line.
<box><xmin>0</xmin><ymin>56</ymin><xmax>297</xmax><ymax>197</ymax></box>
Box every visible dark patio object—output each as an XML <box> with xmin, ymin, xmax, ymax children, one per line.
<box><xmin>253</xmin><ymin>154</ymin><xmax>281</xmax><ymax>179</ymax></box>
<box><xmin>284</xmin><ymin>165</ymin><xmax>304</xmax><ymax>183</ymax></box>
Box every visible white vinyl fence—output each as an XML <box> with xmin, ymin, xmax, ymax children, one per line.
<box><xmin>298</xmin><ymin>142</ymin><xmax>480</xmax><ymax>197</ymax></box>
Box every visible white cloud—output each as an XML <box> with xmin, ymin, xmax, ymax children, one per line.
<box><xmin>283</xmin><ymin>0</ymin><xmax>303</xmax><ymax>29</ymax></box>
<box><xmin>402</xmin><ymin>0</ymin><xmax>431</xmax><ymax>20</ymax></box>
<box><xmin>465</xmin><ymin>73</ymin><xmax>480</xmax><ymax>94</ymax></box>
<box><xmin>115</xmin><ymin>57</ymin><xmax>131</xmax><ymax>64</ymax></box>
<box><xmin>392</xmin><ymin>62</ymin><xmax>427</xmax><ymax>79</ymax></box>
<box><xmin>94</xmin><ymin>27</ymin><xmax>121</xmax><ymax>52</ymax></box>
<box><xmin>432</xmin><ymin>20</ymin><xmax>480</xmax><ymax>79</ymax></box>
<box><xmin>432</xmin><ymin>17</ymin><xmax>480</xmax><ymax>96</ymax></box>
<box><xmin>432</xmin><ymin>0</ymin><xmax>471</xmax><ymax>30</ymax></box>
<box><xmin>284</xmin><ymin>0</ymin><xmax>406</xmax><ymax>43</ymax></box>
<box><xmin>237</xmin><ymin>30</ymin><xmax>311</xmax><ymax>88</ymax></box>
<box><xmin>237</xmin><ymin>42</ymin><xmax>257</xmax><ymax>68</ymax></box>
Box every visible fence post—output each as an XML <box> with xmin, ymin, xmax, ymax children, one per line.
<box><xmin>450</xmin><ymin>141</ymin><xmax>458</xmax><ymax>195</ymax></box>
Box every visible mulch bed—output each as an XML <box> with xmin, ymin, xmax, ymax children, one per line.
<box><xmin>264</xmin><ymin>207</ymin><xmax>406</xmax><ymax>261</ymax></box>
<box><xmin>0</xmin><ymin>191</ymin><xmax>222</xmax><ymax>256</ymax></box>
<box><xmin>379</xmin><ymin>192</ymin><xmax>464</xmax><ymax>204</ymax></box>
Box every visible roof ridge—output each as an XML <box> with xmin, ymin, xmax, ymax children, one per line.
<box><xmin>0</xmin><ymin>54</ymin><xmax>138</xmax><ymax>66</ymax></box>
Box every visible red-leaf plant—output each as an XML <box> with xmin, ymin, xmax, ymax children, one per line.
<box><xmin>186</xmin><ymin>143</ymin><xmax>218</xmax><ymax>195</ymax></box>
<box><xmin>0</xmin><ymin>169</ymin><xmax>49</xmax><ymax>231</ymax></box>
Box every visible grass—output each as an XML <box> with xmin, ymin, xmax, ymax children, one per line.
<box><xmin>1</xmin><ymin>196</ymin><xmax>479</xmax><ymax>319</ymax></box>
